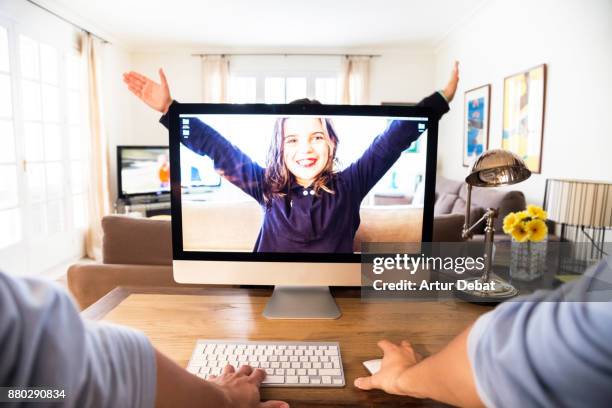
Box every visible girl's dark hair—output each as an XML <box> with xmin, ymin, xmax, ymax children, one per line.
<box><xmin>263</xmin><ymin>98</ymin><xmax>339</xmax><ymax>206</ymax></box>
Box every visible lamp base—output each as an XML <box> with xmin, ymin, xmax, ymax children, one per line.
<box><xmin>453</xmin><ymin>276</ymin><xmax>519</xmax><ymax>303</ymax></box>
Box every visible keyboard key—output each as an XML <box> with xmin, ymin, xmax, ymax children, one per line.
<box><xmin>262</xmin><ymin>376</ymin><xmax>285</xmax><ymax>384</ymax></box>
<box><xmin>286</xmin><ymin>376</ymin><xmax>298</xmax><ymax>384</ymax></box>
<box><xmin>322</xmin><ymin>376</ymin><xmax>331</xmax><ymax>384</ymax></box>
<box><xmin>319</xmin><ymin>368</ymin><xmax>342</xmax><ymax>376</ymax></box>
<box><xmin>333</xmin><ymin>378</ymin><xmax>343</xmax><ymax>385</ymax></box>
<box><xmin>299</xmin><ymin>376</ymin><xmax>310</xmax><ymax>384</ymax></box>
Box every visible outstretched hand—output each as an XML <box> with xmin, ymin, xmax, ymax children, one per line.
<box><xmin>354</xmin><ymin>339</ymin><xmax>424</xmax><ymax>397</ymax></box>
<box><xmin>442</xmin><ymin>61</ymin><xmax>460</xmax><ymax>103</ymax></box>
<box><xmin>123</xmin><ymin>68</ymin><xmax>173</xmax><ymax>114</ymax></box>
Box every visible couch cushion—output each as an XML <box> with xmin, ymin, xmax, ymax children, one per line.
<box><xmin>450</xmin><ymin>198</ymin><xmax>485</xmax><ymax>234</ymax></box>
<box><xmin>436</xmin><ymin>176</ymin><xmax>463</xmax><ymax>196</ymax></box>
<box><xmin>434</xmin><ymin>193</ymin><xmax>458</xmax><ymax>215</ymax></box>
<box><xmin>102</xmin><ymin>215</ymin><xmax>172</xmax><ymax>265</ymax></box>
<box><xmin>354</xmin><ymin>206</ymin><xmax>423</xmax><ymax>251</ymax></box>
<box><xmin>459</xmin><ymin>184</ymin><xmax>526</xmax><ymax>232</ymax></box>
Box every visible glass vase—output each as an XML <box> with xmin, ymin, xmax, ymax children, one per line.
<box><xmin>510</xmin><ymin>237</ymin><xmax>547</xmax><ymax>281</ymax></box>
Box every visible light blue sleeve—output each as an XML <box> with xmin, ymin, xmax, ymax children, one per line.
<box><xmin>0</xmin><ymin>271</ymin><xmax>157</xmax><ymax>408</ymax></box>
<box><xmin>467</xmin><ymin>256</ymin><xmax>612</xmax><ymax>408</ymax></box>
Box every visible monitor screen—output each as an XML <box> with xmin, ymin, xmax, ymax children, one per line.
<box><xmin>170</xmin><ymin>104</ymin><xmax>437</xmax><ymax>264</ymax></box>
<box><xmin>118</xmin><ymin>145</ymin><xmax>220</xmax><ymax>198</ymax></box>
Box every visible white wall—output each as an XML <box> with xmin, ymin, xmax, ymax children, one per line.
<box><xmin>434</xmin><ymin>0</ymin><xmax>612</xmax><ymax>205</ymax></box>
<box><xmin>101</xmin><ymin>43</ymin><xmax>133</xmax><ymax>201</ymax></box>
<box><xmin>120</xmin><ymin>46</ymin><xmax>436</xmax><ymax>142</ymax></box>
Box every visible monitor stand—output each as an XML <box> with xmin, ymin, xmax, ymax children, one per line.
<box><xmin>263</xmin><ymin>286</ymin><xmax>341</xmax><ymax>320</ymax></box>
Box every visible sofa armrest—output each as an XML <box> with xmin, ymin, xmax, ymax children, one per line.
<box><xmin>68</xmin><ymin>263</ymin><xmax>176</xmax><ymax>310</ymax></box>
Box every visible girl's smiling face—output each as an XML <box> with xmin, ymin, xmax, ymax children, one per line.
<box><xmin>283</xmin><ymin>117</ymin><xmax>333</xmax><ymax>187</ymax></box>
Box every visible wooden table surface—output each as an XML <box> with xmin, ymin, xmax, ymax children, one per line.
<box><xmin>83</xmin><ymin>286</ymin><xmax>491</xmax><ymax>407</ymax></box>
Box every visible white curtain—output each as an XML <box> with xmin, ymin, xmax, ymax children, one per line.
<box><xmin>340</xmin><ymin>56</ymin><xmax>370</xmax><ymax>105</ymax></box>
<box><xmin>82</xmin><ymin>33</ymin><xmax>111</xmax><ymax>260</ymax></box>
<box><xmin>202</xmin><ymin>55</ymin><xmax>230</xmax><ymax>102</ymax></box>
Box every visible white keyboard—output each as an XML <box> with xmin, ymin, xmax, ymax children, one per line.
<box><xmin>186</xmin><ymin>340</ymin><xmax>345</xmax><ymax>387</ymax></box>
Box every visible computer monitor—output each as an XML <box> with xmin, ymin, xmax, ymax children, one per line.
<box><xmin>117</xmin><ymin>145</ymin><xmax>221</xmax><ymax>199</ymax></box>
<box><xmin>169</xmin><ymin>103</ymin><xmax>438</xmax><ymax>318</ymax></box>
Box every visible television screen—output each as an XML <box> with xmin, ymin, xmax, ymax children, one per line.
<box><xmin>118</xmin><ymin>146</ymin><xmax>220</xmax><ymax>198</ymax></box>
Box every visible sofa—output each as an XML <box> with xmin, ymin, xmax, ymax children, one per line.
<box><xmin>68</xmin><ymin>200</ymin><xmax>465</xmax><ymax>309</ymax></box>
<box><xmin>434</xmin><ymin>175</ymin><xmax>527</xmax><ymax>240</ymax></box>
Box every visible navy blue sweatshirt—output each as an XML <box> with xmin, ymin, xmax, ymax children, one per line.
<box><xmin>160</xmin><ymin>92</ymin><xmax>449</xmax><ymax>253</ymax></box>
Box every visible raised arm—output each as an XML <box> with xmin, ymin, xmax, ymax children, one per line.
<box><xmin>159</xmin><ymin>103</ymin><xmax>266</xmax><ymax>203</ymax></box>
<box><xmin>343</xmin><ymin>62</ymin><xmax>459</xmax><ymax>199</ymax></box>
<box><xmin>123</xmin><ymin>69</ymin><xmax>265</xmax><ymax>203</ymax></box>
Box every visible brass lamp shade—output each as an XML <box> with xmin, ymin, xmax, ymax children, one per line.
<box><xmin>465</xmin><ymin>149</ymin><xmax>531</xmax><ymax>187</ymax></box>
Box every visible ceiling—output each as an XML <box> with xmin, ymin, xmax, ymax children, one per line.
<box><xmin>35</xmin><ymin>0</ymin><xmax>486</xmax><ymax>50</ymax></box>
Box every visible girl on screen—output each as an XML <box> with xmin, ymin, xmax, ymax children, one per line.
<box><xmin>122</xmin><ymin>63</ymin><xmax>459</xmax><ymax>253</ymax></box>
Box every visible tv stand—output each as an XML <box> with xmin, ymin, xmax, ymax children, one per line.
<box><xmin>116</xmin><ymin>195</ymin><xmax>171</xmax><ymax>217</ymax></box>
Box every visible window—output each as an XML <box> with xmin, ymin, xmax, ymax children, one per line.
<box><xmin>229</xmin><ymin>76</ymin><xmax>256</xmax><ymax>103</ymax></box>
<box><xmin>0</xmin><ymin>24</ymin><xmax>21</xmax><ymax>249</ymax></box>
<box><xmin>0</xmin><ymin>18</ymin><xmax>88</xmax><ymax>275</ymax></box>
<box><xmin>228</xmin><ymin>56</ymin><xmax>340</xmax><ymax>104</ymax></box>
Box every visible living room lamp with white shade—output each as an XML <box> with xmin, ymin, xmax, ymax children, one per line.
<box><xmin>458</xmin><ymin>149</ymin><xmax>531</xmax><ymax>301</ymax></box>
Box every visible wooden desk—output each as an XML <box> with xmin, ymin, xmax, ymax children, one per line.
<box><xmin>83</xmin><ymin>286</ymin><xmax>491</xmax><ymax>407</ymax></box>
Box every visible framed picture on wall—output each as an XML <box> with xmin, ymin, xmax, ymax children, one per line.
<box><xmin>502</xmin><ymin>64</ymin><xmax>547</xmax><ymax>173</ymax></box>
<box><xmin>463</xmin><ymin>84</ymin><xmax>491</xmax><ymax>167</ymax></box>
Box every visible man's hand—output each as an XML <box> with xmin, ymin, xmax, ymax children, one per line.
<box><xmin>442</xmin><ymin>61</ymin><xmax>460</xmax><ymax>103</ymax></box>
<box><xmin>354</xmin><ymin>339</ymin><xmax>424</xmax><ymax>397</ymax></box>
<box><xmin>123</xmin><ymin>68</ymin><xmax>173</xmax><ymax>114</ymax></box>
<box><xmin>208</xmin><ymin>364</ymin><xmax>288</xmax><ymax>408</ymax></box>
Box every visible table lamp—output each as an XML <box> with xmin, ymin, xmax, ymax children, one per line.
<box><xmin>543</xmin><ymin>178</ymin><xmax>611</xmax><ymax>272</ymax></box>
<box><xmin>458</xmin><ymin>149</ymin><xmax>531</xmax><ymax>301</ymax></box>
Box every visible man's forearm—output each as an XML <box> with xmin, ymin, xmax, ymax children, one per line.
<box><xmin>155</xmin><ymin>349</ymin><xmax>228</xmax><ymax>408</ymax></box>
<box><xmin>396</xmin><ymin>324</ymin><xmax>484</xmax><ymax>407</ymax></box>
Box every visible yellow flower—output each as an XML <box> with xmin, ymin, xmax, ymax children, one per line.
<box><xmin>511</xmin><ymin>223</ymin><xmax>530</xmax><ymax>242</ymax></box>
<box><xmin>526</xmin><ymin>219</ymin><xmax>548</xmax><ymax>242</ymax></box>
<box><xmin>516</xmin><ymin>210</ymin><xmax>530</xmax><ymax>221</ymax></box>
<box><xmin>503</xmin><ymin>213</ymin><xmax>519</xmax><ymax>234</ymax></box>
<box><xmin>526</xmin><ymin>204</ymin><xmax>548</xmax><ymax>220</ymax></box>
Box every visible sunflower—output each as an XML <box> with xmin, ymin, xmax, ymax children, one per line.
<box><xmin>511</xmin><ymin>223</ymin><xmax>530</xmax><ymax>242</ymax></box>
<box><xmin>526</xmin><ymin>204</ymin><xmax>548</xmax><ymax>220</ymax></box>
<box><xmin>515</xmin><ymin>210</ymin><xmax>530</xmax><ymax>221</ymax></box>
<box><xmin>503</xmin><ymin>213</ymin><xmax>519</xmax><ymax>234</ymax></box>
<box><xmin>526</xmin><ymin>219</ymin><xmax>548</xmax><ymax>242</ymax></box>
